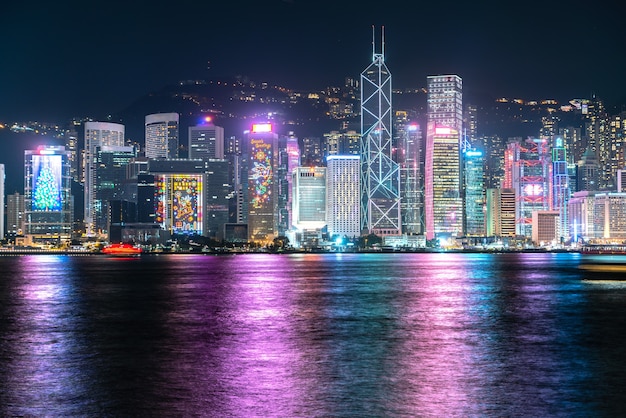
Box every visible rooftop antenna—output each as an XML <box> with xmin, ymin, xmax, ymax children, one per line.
<box><xmin>372</xmin><ymin>25</ymin><xmax>376</xmax><ymax>61</ymax></box>
<box><xmin>381</xmin><ymin>25</ymin><xmax>385</xmax><ymax>59</ymax></box>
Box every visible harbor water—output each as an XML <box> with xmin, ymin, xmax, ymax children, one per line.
<box><xmin>1</xmin><ymin>252</ymin><xmax>625</xmax><ymax>416</ymax></box>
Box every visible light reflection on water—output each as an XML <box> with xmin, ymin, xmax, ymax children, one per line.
<box><xmin>1</xmin><ymin>252</ymin><xmax>625</xmax><ymax>416</ymax></box>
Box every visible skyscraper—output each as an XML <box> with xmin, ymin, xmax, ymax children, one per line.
<box><xmin>145</xmin><ymin>113</ymin><xmax>179</xmax><ymax>159</ymax></box>
<box><xmin>326</xmin><ymin>155</ymin><xmax>360</xmax><ymax>238</ymax></box>
<box><xmin>425</xmin><ymin>75</ymin><xmax>463</xmax><ymax>241</ymax></box>
<box><xmin>396</xmin><ymin>119</ymin><xmax>423</xmax><ymax>235</ymax></box>
<box><xmin>360</xmin><ymin>27</ymin><xmax>401</xmax><ymax>237</ymax></box>
<box><xmin>463</xmin><ymin>149</ymin><xmax>485</xmax><ymax>236</ymax></box>
<box><xmin>292</xmin><ymin>166</ymin><xmax>326</xmax><ymax>234</ymax></box>
<box><xmin>188</xmin><ymin>118</ymin><xmax>225</xmax><ymax>160</ymax></box>
<box><xmin>84</xmin><ymin>121</ymin><xmax>125</xmax><ymax>236</ymax></box>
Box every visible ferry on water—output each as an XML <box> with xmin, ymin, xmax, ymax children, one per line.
<box><xmin>579</xmin><ymin>243</ymin><xmax>626</xmax><ymax>278</ymax></box>
<box><xmin>101</xmin><ymin>243</ymin><xmax>143</xmax><ymax>256</ymax></box>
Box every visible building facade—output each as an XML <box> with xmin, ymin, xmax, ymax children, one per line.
<box><xmin>326</xmin><ymin>155</ymin><xmax>360</xmax><ymax>238</ymax></box>
<box><xmin>360</xmin><ymin>28</ymin><xmax>401</xmax><ymax>237</ymax></box>
<box><xmin>145</xmin><ymin>113</ymin><xmax>179</xmax><ymax>159</ymax></box>
<box><xmin>188</xmin><ymin>119</ymin><xmax>225</xmax><ymax>160</ymax></box>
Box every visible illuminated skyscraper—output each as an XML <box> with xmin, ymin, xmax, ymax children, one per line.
<box><xmin>6</xmin><ymin>192</ymin><xmax>25</xmax><ymax>237</ymax></box>
<box><xmin>292</xmin><ymin>166</ymin><xmax>326</xmax><ymax>237</ymax></box>
<box><xmin>84</xmin><ymin>121</ymin><xmax>125</xmax><ymax>236</ymax></box>
<box><xmin>24</xmin><ymin>146</ymin><xmax>73</xmax><ymax>242</ymax></box>
<box><xmin>395</xmin><ymin>118</ymin><xmax>423</xmax><ymax>234</ymax></box>
<box><xmin>552</xmin><ymin>137</ymin><xmax>570</xmax><ymax>241</ymax></box>
<box><xmin>246</xmin><ymin>123</ymin><xmax>279</xmax><ymax>244</ymax></box>
<box><xmin>326</xmin><ymin>155</ymin><xmax>360</xmax><ymax>238</ymax></box>
<box><xmin>145</xmin><ymin>113</ymin><xmax>179</xmax><ymax>159</ymax></box>
<box><xmin>425</xmin><ymin>75</ymin><xmax>463</xmax><ymax>241</ymax></box>
<box><xmin>463</xmin><ymin>149</ymin><xmax>485</xmax><ymax>236</ymax></box>
<box><xmin>188</xmin><ymin>118</ymin><xmax>224</xmax><ymax>160</ymax></box>
<box><xmin>503</xmin><ymin>138</ymin><xmax>551</xmax><ymax>238</ymax></box>
<box><xmin>360</xmin><ymin>27</ymin><xmax>401</xmax><ymax>237</ymax></box>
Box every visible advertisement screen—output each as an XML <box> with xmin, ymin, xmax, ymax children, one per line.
<box><xmin>31</xmin><ymin>154</ymin><xmax>62</xmax><ymax>212</ymax></box>
<box><xmin>250</xmin><ymin>138</ymin><xmax>273</xmax><ymax>209</ymax></box>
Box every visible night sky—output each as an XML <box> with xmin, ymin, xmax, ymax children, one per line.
<box><xmin>1</xmin><ymin>0</ymin><xmax>625</xmax><ymax>122</ymax></box>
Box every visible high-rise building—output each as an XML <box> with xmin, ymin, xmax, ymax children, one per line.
<box><xmin>552</xmin><ymin>137</ymin><xmax>570</xmax><ymax>241</ymax></box>
<box><xmin>485</xmin><ymin>188</ymin><xmax>516</xmax><ymax>238</ymax></box>
<box><xmin>92</xmin><ymin>145</ymin><xmax>137</xmax><ymax>235</ymax></box>
<box><xmin>24</xmin><ymin>146</ymin><xmax>73</xmax><ymax>242</ymax></box>
<box><xmin>567</xmin><ymin>190</ymin><xmax>597</xmax><ymax>242</ymax></box>
<box><xmin>324</xmin><ymin>130</ymin><xmax>360</xmax><ymax>157</ymax></box>
<box><xmin>576</xmin><ymin>148</ymin><xmax>599</xmax><ymax>192</ymax></box>
<box><xmin>503</xmin><ymin>138</ymin><xmax>551</xmax><ymax>238</ymax></box>
<box><xmin>593</xmin><ymin>193</ymin><xmax>626</xmax><ymax>239</ymax></box>
<box><xmin>246</xmin><ymin>123</ymin><xmax>279</xmax><ymax>244</ymax></box>
<box><xmin>532</xmin><ymin>211</ymin><xmax>560</xmax><ymax>246</ymax></box>
<box><xmin>292</xmin><ymin>166</ymin><xmax>327</xmax><ymax>246</ymax></box>
<box><xmin>326</xmin><ymin>155</ymin><xmax>360</xmax><ymax>238</ymax></box>
<box><xmin>425</xmin><ymin>126</ymin><xmax>463</xmax><ymax>241</ymax></box>
<box><xmin>396</xmin><ymin>120</ymin><xmax>423</xmax><ymax>234</ymax></box>
<box><xmin>84</xmin><ymin>121</ymin><xmax>125</xmax><ymax>236</ymax></box>
<box><xmin>360</xmin><ymin>28</ymin><xmax>401</xmax><ymax>237</ymax></box>
<box><xmin>425</xmin><ymin>74</ymin><xmax>463</xmax><ymax>241</ymax></box>
<box><xmin>464</xmin><ymin>149</ymin><xmax>485</xmax><ymax>236</ymax></box>
<box><xmin>6</xmin><ymin>192</ymin><xmax>25</xmax><ymax>237</ymax></box>
<box><xmin>145</xmin><ymin>113</ymin><xmax>179</xmax><ymax>159</ymax></box>
<box><xmin>188</xmin><ymin>118</ymin><xmax>225</xmax><ymax>160</ymax></box>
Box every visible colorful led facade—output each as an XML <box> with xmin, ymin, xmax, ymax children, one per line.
<box><xmin>24</xmin><ymin>146</ymin><xmax>72</xmax><ymax>240</ymax></box>
<box><xmin>247</xmin><ymin>123</ymin><xmax>278</xmax><ymax>243</ymax></box>
<box><xmin>155</xmin><ymin>174</ymin><xmax>204</xmax><ymax>235</ymax></box>
<box><xmin>360</xmin><ymin>27</ymin><xmax>401</xmax><ymax>237</ymax></box>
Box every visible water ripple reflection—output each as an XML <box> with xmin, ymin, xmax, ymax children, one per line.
<box><xmin>1</xmin><ymin>252</ymin><xmax>626</xmax><ymax>416</ymax></box>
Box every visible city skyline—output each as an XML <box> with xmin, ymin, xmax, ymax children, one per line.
<box><xmin>1</xmin><ymin>0</ymin><xmax>624</xmax><ymax>122</ymax></box>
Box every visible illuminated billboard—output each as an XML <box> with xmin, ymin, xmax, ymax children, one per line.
<box><xmin>31</xmin><ymin>154</ymin><xmax>62</xmax><ymax>212</ymax></box>
<box><xmin>155</xmin><ymin>174</ymin><xmax>203</xmax><ymax>235</ymax></box>
<box><xmin>250</xmin><ymin>138</ymin><xmax>273</xmax><ymax>209</ymax></box>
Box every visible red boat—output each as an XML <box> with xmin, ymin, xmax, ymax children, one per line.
<box><xmin>102</xmin><ymin>243</ymin><xmax>143</xmax><ymax>256</ymax></box>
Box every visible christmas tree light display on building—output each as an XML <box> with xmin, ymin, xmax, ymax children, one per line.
<box><xmin>32</xmin><ymin>156</ymin><xmax>62</xmax><ymax>212</ymax></box>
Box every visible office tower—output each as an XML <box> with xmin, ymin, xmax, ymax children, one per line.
<box><xmin>0</xmin><ymin>164</ymin><xmax>4</xmax><ymax>239</ymax></box>
<box><xmin>617</xmin><ymin>169</ymin><xmax>626</xmax><ymax>193</ymax></box>
<box><xmin>593</xmin><ymin>193</ymin><xmax>626</xmax><ymax>239</ymax></box>
<box><xmin>396</xmin><ymin>120</ymin><xmax>423</xmax><ymax>234</ymax></box>
<box><xmin>188</xmin><ymin>118</ymin><xmax>225</xmax><ymax>160</ymax></box>
<box><xmin>584</xmin><ymin>96</ymin><xmax>611</xmax><ymax>189</ymax></box>
<box><xmin>568</xmin><ymin>191</ymin><xmax>598</xmax><ymax>241</ymax></box>
<box><xmin>485</xmin><ymin>188</ymin><xmax>516</xmax><ymax>238</ymax></box>
<box><xmin>149</xmin><ymin>159</ymin><xmax>206</xmax><ymax>236</ymax></box>
<box><xmin>326</xmin><ymin>155</ymin><xmax>360</xmax><ymax>238</ymax></box>
<box><xmin>84</xmin><ymin>121</ymin><xmax>125</xmax><ymax>236</ymax></box>
<box><xmin>552</xmin><ymin>137</ymin><xmax>570</xmax><ymax>241</ymax></box>
<box><xmin>425</xmin><ymin>126</ymin><xmax>462</xmax><ymax>241</ymax></box>
<box><xmin>559</xmin><ymin>126</ymin><xmax>583</xmax><ymax>163</ymax></box>
<box><xmin>503</xmin><ymin>138</ymin><xmax>551</xmax><ymax>238</ymax></box>
<box><xmin>203</xmin><ymin>159</ymin><xmax>232</xmax><ymax>239</ymax></box>
<box><xmin>65</xmin><ymin>120</ymin><xmax>80</xmax><ymax>182</ymax></box>
<box><xmin>360</xmin><ymin>28</ymin><xmax>401</xmax><ymax>237</ymax></box>
<box><xmin>540</xmin><ymin>115</ymin><xmax>559</xmax><ymax>140</ymax></box>
<box><xmin>145</xmin><ymin>113</ymin><xmax>179</xmax><ymax>159</ymax></box>
<box><xmin>577</xmin><ymin>148</ymin><xmax>599</xmax><ymax>192</ymax></box>
<box><xmin>92</xmin><ymin>145</ymin><xmax>137</xmax><ymax>235</ymax></box>
<box><xmin>425</xmin><ymin>74</ymin><xmax>463</xmax><ymax>241</ymax></box>
<box><xmin>464</xmin><ymin>149</ymin><xmax>485</xmax><ymax>236</ymax></box>
<box><xmin>607</xmin><ymin>112</ymin><xmax>626</xmax><ymax>186</ymax></box>
<box><xmin>301</xmin><ymin>136</ymin><xmax>323</xmax><ymax>165</ymax></box>
<box><xmin>246</xmin><ymin>123</ymin><xmax>279</xmax><ymax>243</ymax></box>
<box><xmin>285</xmin><ymin>133</ymin><xmax>300</xmax><ymax>231</ymax></box>
<box><xmin>532</xmin><ymin>211</ymin><xmax>560</xmax><ymax>245</ymax></box>
<box><xmin>24</xmin><ymin>146</ymin><xmax>73</xmax><ymax>242</ymax></box>
<box><xmin>291</xmin><ymin>166</ymin><xmax>326</xmax><ymax>247</ymax></box>
<box><xmin>6</xmin><ymin>192</ymin><xmax>25</xmax><ymax>237</ymax></box>
<box><xmin>464</xmin><ymin>103</ymin><xmax>478</xmax><ymax>145</ymax></box>
<box><xmin>481</xmin><ymin>134</ymin><xmax>506</xmax><ymax>189</ymax></box>
<box><xmin>137</xmin><ymin>174</ymin><xmax>156</xmax><ymax>223</ymax></box>
<box><xmin>324</xmin><ymin>130</ymin><xmax>360</xmax><ymax>156</ymax></box>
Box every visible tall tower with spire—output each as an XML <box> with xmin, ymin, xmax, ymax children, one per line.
<box><xmin>360</xmin><ymin>26</ymin><xmax>401</xmax><ymax>237</ymax></box>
